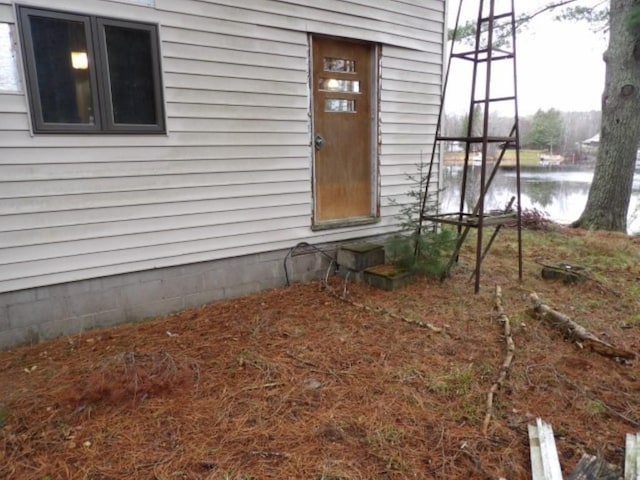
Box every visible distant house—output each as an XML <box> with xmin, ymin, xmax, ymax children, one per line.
<box><xmin>0</xmin><ymin>0</ymin><xmax>447</xmax><ymax>348</ymax></box>
<box><xmin>581</xmin><ymin>133</ymin><xmax>600</xmax><ymax>147</ymax></box>
<box><xmin>580</xmin><ymin>133</ymin><xmax>640</xmax><ymax>164</ymax></box>
<box><xmin>578</xmin><ymin>133</ymin><xmax>598</xmax><ymax>164</ymax></box>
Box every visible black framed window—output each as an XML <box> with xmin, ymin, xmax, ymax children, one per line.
<box><xmin>18</xmin><ymin>6</ymin><xmax>165</xmax><ymax>134</ymax></box>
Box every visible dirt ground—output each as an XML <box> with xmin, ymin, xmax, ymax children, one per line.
<box><xmin>1</xmin><ymin>227</ymin><xmax>639</xmax><ymax>479</ymax></box>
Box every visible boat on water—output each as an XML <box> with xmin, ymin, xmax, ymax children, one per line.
<box><xmin>539</xmin><ymin>154</ymin><xmax>564</xmax><ymax>167</ymax></box>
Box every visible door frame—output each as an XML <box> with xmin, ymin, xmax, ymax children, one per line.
<box><xmin>309</xmin><ymin>34</ymin><xmax>380</xmax><ymax>230</ymax></box>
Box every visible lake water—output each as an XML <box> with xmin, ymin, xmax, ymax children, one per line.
<box><xmin>440</xmin><ymin>165</ymin><xmax>640</xmax><ymax>235</ymax></box>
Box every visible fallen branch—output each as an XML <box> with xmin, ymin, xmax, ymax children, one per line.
<box><xmin>240</xmin><ymin>382</ymin><xmax>284</xmax><ymax>392</ymax></box>
<box><xmin>347</xmin><ymin>299</ymin><xmax>444</xmax><ymax>332</ymax></box>
<box><xmin>483</xmin><ymin>285</ymin><xmax>516</xmax><ymax>435</ymax></box>
<box><xmin>322</xmin><ymin>275</ymin><xmax>443</xmax><ymax>333</ymax></box>
<box><xmin>250</xmin><ymin>451</ymin><xmax>291</xmax><ymax>459</ymax></box>
<box><xmin>529</xmin><ymin>293</ymin><xmax>636</xmax><ymax>361</ymax></box>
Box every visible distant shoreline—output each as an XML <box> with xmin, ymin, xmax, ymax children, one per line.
<box><xmin>442</xmin><ymin>162</ymin><xmax>640</xmax><ymax>173</ymax></box>
<box><xmin>443</xmin><ymin>160</ymin><xmax>595</xmax><ymax>171</ymax></box>
<box><xmin>498</xmin><ymin>163</ymin><xmax>595</xmax><ymax>171</ymax></box>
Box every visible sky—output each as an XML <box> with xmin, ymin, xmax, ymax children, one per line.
<box><xmin>444</xmin><ymin>0</ymin><xmax>608</xmax><ymax>116</ymax></box>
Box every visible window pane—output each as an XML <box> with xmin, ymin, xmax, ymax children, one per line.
<box><xmin>29</xmin><ymin>15</ymin><xmax>94</xmax><ymax>124</ymax></box>
<box><xmin>104</xmin><ymin>24</ymin><xmax>157</xmax><ymax>125</ymax></box>
<box><xmin>323</xmin><ymin>57</ymin><xmax>355</xmax><ymax>73</ymax></box>
<box><xmin>318</xmin><ymin>78</ymin><xmax>360</xmax><ymax>93</ymax></box>
<box><xmin>325</xmin><ymin>99</ymin><xmax>355</xmax><ymax>112</ymax></box>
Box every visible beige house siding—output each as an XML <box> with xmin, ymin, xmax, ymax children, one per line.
<box><xmin>380</xmin><ymin>45</ymin><xmax>441</xmax><ymax>218</ymax></box>
<box><xmin>0</xmin><ymin>0</ymin><xmax>445</xmax><ymax>293</ymax></box>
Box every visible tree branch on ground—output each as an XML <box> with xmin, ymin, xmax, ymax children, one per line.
<box><xmin>529</xmin><ymin>292</ymin><xmax>636</xmax><ymax>360</ymax></box>
<box><xmin>322</xmin><ymin>275</ymin><xmax>444</xmax><ymax>333</ymax></box>
<box><xmin>482</xmin><ymin>286</ymin><xmax>516</xmax><ymax>435</ymax></box>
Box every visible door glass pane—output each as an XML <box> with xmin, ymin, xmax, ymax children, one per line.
<box><xmin>104</xmin><ymin>24</ymin><xmax>157</xmax><ymax>125</ymax></box>
<box><xmin>318</xmin><ymin>78</ymin><xmax>360</xmax><ymax>93</ymax></box>
<box><xmin>29</xmin><ymin>15</ymin><xmax>94</xmax><ymax>124</ymax></box>
<box><xmin>323</xmin><ymin>57</ymin><xmax>355</xmax><ymax>73</ymax></box>
<box><xmin>325</xmin><ymin>99</ymin><xmax>355</xmax><ymax>112</ymax></box>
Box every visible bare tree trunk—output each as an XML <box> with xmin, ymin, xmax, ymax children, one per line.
<box><xmin>573</xmin><ymin>0</ymin><xmax>640</xmax><ymax>232</ymax></box>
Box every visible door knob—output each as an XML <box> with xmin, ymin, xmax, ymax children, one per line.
<box><xmin>314</xmin><ymin>134</ymin><xmax>325</xmax><ymax>150</ymax></box>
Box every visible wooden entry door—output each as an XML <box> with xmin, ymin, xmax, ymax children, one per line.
<box><xmin>312</xmin><ymin>37</ymin><xmax>374</xmax><ymax>224</ymax></box>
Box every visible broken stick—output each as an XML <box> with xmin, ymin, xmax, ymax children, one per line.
<box><xmin>529</xmin><ymin>293</ymin><xmax>636</xmax><ymax>360</ymax></box>
<box><xmin>483</xmin><ymin>285</ymin><xmax>515</xmax><ymax>435</ymax></box>
<box><xmin>322</xmin><ymin>276</ymin><xmax>443</xmax><ymax>333</ymax></box>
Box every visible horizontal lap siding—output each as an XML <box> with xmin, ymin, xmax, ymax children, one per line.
<box><xmin>0</xmin><ymin>94</ymin><xmax>27</xmax><ymax>113</ymax></box>
<box><xmin>160</xmin><ymin>0</ymin><xmax>443</xmax><ymax>51</ymax></box>
<box><xmin>0</xmin><ymin>0</ymin><xmax>444</xmax><ymax>292</ymax></box>
<box><xmin>379</xmin><ymin>44</ymin><xmax>443</xmax><ymax>223</ymax></box>
<box><xmin>0</xmin><ymin>2</ymin><xmax>11</xmax><ymax>22</ymax></box>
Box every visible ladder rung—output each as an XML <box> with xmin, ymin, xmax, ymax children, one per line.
<box><xmin>489</xmin><ymin>53</ymin><xmax>514</xmax><ymax>61</ymax></box>
<box><xmin>451</xmin><ymin>51</ymin><xmax>514</xmax><ymax>62</ymax></box>
<box><xmin>436</xmin><ymin>136</ymin><xmax>516</xmax><ymax>143</ymax></box>
<box><xmin>472</xmin><ymin>96</ymin><xmax>517</xmax><ymax>103</ymax></box>
<box><xmin>479</xmin><ymin>12</ymin><xmax>514</xmax><ymax>23</ymax></box>
<box><xmin>451</xmin><ymin>49</ymin><xmax>488</xmax><ymax>59</ymax></box>
<box><xmin>493</xmin><ymin>47</ymin><xmax>513</xmax><ymax>56</ymax></box>
<box><xmin>420</xmin><ymin>212</ymin><xmax>517</xmax><ymax>228</ymax></box>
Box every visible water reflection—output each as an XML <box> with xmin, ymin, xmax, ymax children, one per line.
<box><xmin>441</xmin><ymin>166</ymin><xmax>640</xmax><ymax>235</ymax></box>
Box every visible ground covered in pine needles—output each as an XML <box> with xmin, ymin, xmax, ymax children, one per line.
<box><xmin>1</xmin><ymin>227</ymin><xmax>639</xmax><ymax>480</ymax></box>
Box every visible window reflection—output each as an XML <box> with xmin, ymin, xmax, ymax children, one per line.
<box><xmin>325</xmin><ymin>99</ymin><xmax>355</xmax><ymax>112</ymax></box>
<box><xmin>70</xmin><ymin>51</ymin><xmax>88</xmax><ymax>69</ymax></box>
<box><xmin>318</xmin><ymin>78</ymin><xmax>360</xmax><ymax>93</ymax></box>
<box><xmin>29</xmin><ymin>15</ymin><xmax>94</xmax><ymax>124</ymax></box>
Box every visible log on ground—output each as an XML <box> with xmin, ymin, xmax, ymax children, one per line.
<box><xmin>529</xmin><ymin>293</ymin><xmax>636</xmax><ymax>360</ymax></box>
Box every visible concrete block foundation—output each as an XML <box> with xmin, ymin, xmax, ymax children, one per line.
<box><xmin>0</xmin><ymin>244</ymin><xmax>336</xmax><ymax>350</ymax></box>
